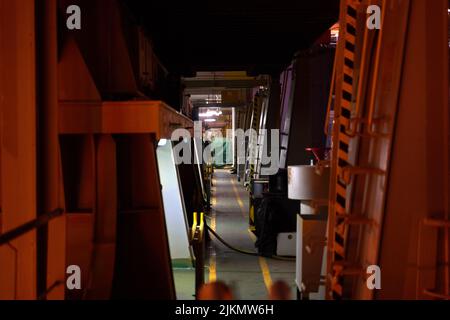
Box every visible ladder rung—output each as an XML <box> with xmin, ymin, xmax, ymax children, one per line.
<box><xmin>337</xmin><ymin>214</ymin><xmax>376</xmax><ymax>226</ymax></box>
<box><xmin>344</xmin><ymin>49</ymin><xmax>355</xmax><ymax>62</ymax></box>
<box><xmin>335</xmin><ymin>205</ymin><xmax>346</xmax><ymax>215</ymax></box>
<box><xmin>340</xmin><ymin>166</ymin><xmax>385</xmax><ymax>185</ymax></box>
<box><xmin>334</xmin><ymin>242</ymin><xmax>345</xmax><ymax>256</ymax></box>
<box><xmin>423</xmin><ymin>218</ymin><xmax>450</xmax><ymax>229</ymax></box>
<box><xmin>345</xmin><ymin>32</ymin><xmax>356</xmax><ymax>45</ymax></box>
<box><xmin>332</xmin><ymin>262</ymin><xmax>365</xmax><ymax>276</ymax></box>
<box><xmin>337</xmin><ymin>149</ymin><xmax>349</xmax><ymax>163</ymax></box>
<box><xmin>423</xmin><ymin>289</ymin><xmax>450</xmax><ymax>300</ymax></box>
<box><xmin>336</xmin><ymin>183</ymin><xmax>347</xmax><ymax>198</ymax></box>
<box><xmin>343</xmin><ymin>64</ymin><xmax>354</xmax><ymax>77</ymax></box>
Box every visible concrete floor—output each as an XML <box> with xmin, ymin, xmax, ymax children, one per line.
<box><xmin>206</xmin><ymin>169</ymin><xmax>297</xmax><ymax>300</ymax></box>
<box><xmin>173</xmin><ymin>269</ymin><xmax>196</xmax><ymax>300</ymax></box>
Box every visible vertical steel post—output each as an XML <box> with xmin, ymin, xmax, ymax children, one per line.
<box><xmin>37</xmin><ymin>0</ymin><xmax>66</xmax><ymax>299</ymax></box>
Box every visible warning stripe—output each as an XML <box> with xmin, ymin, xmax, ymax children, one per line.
<box><xmin>336</xmin><ymin>221</ymin><xmax>346</xmax><ymax>237</ymax></box>
<box><xmin>347</xmin><ymin>23</ymin><xmax>357</xmax><ymax>36</ymax></box>
<box><xmin>347</xmin><ymin>15</ymin><xmax>357</xmax><ymax>26</ymax></box>
<box><xmin>336</xmin><ymin>184</ymin><xmax>347</xmax><ymax>199</ymax></box>
<box><xmin>342</xmin><ymin>82</ymin><xmax>353</xmax><ymax>95</ymax></box>
<box><xmin>334</xmin><ymin>242</ymin><xmax>345</xmax><ymax>257</ymax></box>
<box><xmin>328</xmin><ymin>0</ymin><xmax>363</xmax><ymax>300</ymax></box>
<box><xmin>333</xmin><ymin>284</ymin><xmax>343</xmax><ymax>297</ymax></box>
<box><xmin>341</xmin><ymin>98</ymin><xmax>352</xmax><ymax>110</ymax></box>
<box><xmin>336</xmin><ymin>203</ymin><xmax>347</xmax><ymax>215</ymax></box>
<box><xmin>344</xmin><ymin>49</ymin><xmax>354</xmax><ymax>61</ymax></box>
<box><xmin>346</xmin><ymin>32</ymin><xmax>356</xmax><ymax>45</ymax></box>
<box><xmin>338</xmin><ymin>150</ymin><xmax>349</xmax><ymax>164</ymax></box>
<box><xmin>339</xmin><ymin>133</ymin><xmax>351</xmax><ymax>146</ymax></box>
<box><xmin>343</xmin><ymin>66</ymin><xmax>354</xmax><ymax>79</ymax></box>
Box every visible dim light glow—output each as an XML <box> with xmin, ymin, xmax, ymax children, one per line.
<box><xmin>158</xmin><ymin>139</ymin><xmax>168</xmax><ymax>146</ymax></box>
<box><xmin>204</xmin><ymin>119</ymin><xmax>217</xmax><ymax>123</ymax></box>
<box><xmin>199</xmin><ymin>109</ymin><xmax>223</xmax><ymax>117</ymax></box>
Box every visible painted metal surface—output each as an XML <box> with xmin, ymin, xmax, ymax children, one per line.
<box><xmin>157</xmin><ymin>141</ymin><xmax>193</xmax><ymax>266</ymax></box>
<box><xmin>326</xmin><ymin>0</ymin><xmax>449</xmax><ymax>299</ymax></box>
<box><xmin>0</xmin><ymin>0</ymin><xmax>38</xmax><ymax>300</ymax></box>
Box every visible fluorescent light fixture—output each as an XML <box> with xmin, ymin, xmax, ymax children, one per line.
<box><xmin>199</xmin><ymin>110</ymin><xmax>223</xmax><ymax>117</ymax></box>
<box><xmin>204</xmin><ymin>119</ymin><xmax>217</xmax><ymax>123</ymax></box>
<box><xmin>158</xmin><ymin>139</ymin><xmax>168</xmax><ymax>146</ymax></box>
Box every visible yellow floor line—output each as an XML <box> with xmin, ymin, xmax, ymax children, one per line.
<box><xmin>248</xmin><ymin>229</ymin><xmax>257</xmax><ymax>242</ymax></box>
<box><xmin>209</xmin><ymin>253</ymin><xmax>217</xmax><ymax>283</ymax></box>
<box><xmin>211</xmin><ymin>211</ymin><xmax>216</xmax><ymax>231</ymax></box>
<box><xmin>209</xmin><ymin>189</ymin><xmax>217</xmax><ymax>283</ymax></box>
<box><xmin>248</xmin><ymin>229</ymin><xmax>273</xmax><ymax>291</ymax></box>
<box><xmin>258</xmin><ymin>257</ymin><xmax>273</xmax><ymax>290</ymax></box>
<box><xmin>231</xmin><ymin>179</ymin><xmax>246</xmax><ymax>218</ymax></box>
<box><xmin>232</xmin><ymin>178</ymin><xmax>273</xmax><ymax>293</ymax></box>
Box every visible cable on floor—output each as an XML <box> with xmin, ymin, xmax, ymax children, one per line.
<box><xmin>205</xmin><ymin>223</ymin><xmax>296</xmax><ymax>262</ymax></box>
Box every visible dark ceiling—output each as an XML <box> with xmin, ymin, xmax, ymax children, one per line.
<box><xmin>123</xmin><ymin>0</ymin><xmax>339</xmax><ymax>76</ymax></box>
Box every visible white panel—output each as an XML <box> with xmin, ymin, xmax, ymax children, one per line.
<box><xmin>287</xmin><ymin>165</ymin><xmax>330</xmax><ymax>200</ymax></box>
<box><xmin>277</xmin><ymin>232</ymin><xmax>296</xmax><ymax>256</ymax></box>
<box><xmin>296</xmin><ymin>215</ymin><xmax>303</xmax><ymax>291</ymax></box>
<box><xmin>157</xmin><ymin>141</ymin><xmax>193</xmax><ymax>265</ymax></box>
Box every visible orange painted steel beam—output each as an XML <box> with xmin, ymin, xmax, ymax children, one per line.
<box><xmin>84</xmin><ymin>136</ymin><xmax>117</xmax><ymax>299</ymax></box>
<box><xmin>0</xmin><ymin>0</ymin><xmax>38</xmax><ymax>300</ymax></box>
<box><xmin>37</xmin><ymin>0</ymin><xmax>66</xmax><ymax>300</ymax></box>
<box><xmin>59</xmin><ymin>101</ymin><xmax>194</xmax><ymax>139</ymax></box>
<box><xmin>377</xmin><ymin>0</ymin><xmax>448</xmax><ymax>299</ymax></box>
<box><xmin>112</xmin><ymin>135</ymin><xmax>176</xmax><ymax>299</ymax></box>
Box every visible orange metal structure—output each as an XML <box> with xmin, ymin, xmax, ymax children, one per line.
<box><xmin>0</xmin><ymin>0</ymin><xmax>40</xmax><ymax>300</ymax></box>
<box><xmin>326</xmin><ymin>0</ymin><xmax>449</xmax><ymax>299</ymax></box>
<box><xmin>0</xmin><ymin>0</ymin><xmax>448</xmax><ymax>301</ymax></box>
<box><xmin>0</xmin><ymin>0</ymin><xmax>193</xmax><ymax>300</ymax></box>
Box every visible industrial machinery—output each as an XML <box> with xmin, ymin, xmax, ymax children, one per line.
<box><xmin>0</xmin><ymin>0</ymin><xmax>448</xmax><ymax>304</ymax></box>
<box><xmin>288</xmin><ymin>155</ymin><xmax>330</xmax><ymax>299</ymax></box>
<box><xmin>251</xmin><ymin>43</ymin><xmax>335</xmax><ymax>258</ymax></box>
<box><xmin>323</xmin><ymin>0</ymin><xmax>447</xmax><ymax>300</ymax></box>
<box><xmin>0</xmin><ymin>0</ymin><xmax>201</xmax><ymax>300</ymax></box>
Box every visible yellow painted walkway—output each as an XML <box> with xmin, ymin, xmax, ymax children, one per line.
<box><xmin>207</xmin><ymin>169</ymin><xmax>296</xmax><ymax>300</ymax></box>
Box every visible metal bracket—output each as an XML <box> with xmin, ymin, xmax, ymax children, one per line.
<box><xmin>339</xmin><ymin>166</ymin><xmax>385</xmax><ymax>185</ymax></box>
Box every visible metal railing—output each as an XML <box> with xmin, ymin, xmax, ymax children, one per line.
<box><xmin>0</xmin><ymin>208</ymin><xmax>65</xmax><ymax>300</ymax></box>
<box><xmin>191</xmin><ymin>212</ymin><xmax>206</xmax><ymax>297</ymax></box>
<box><xmin>0</xmin><ymin>208</ymin><xmax>64</xmax><ymax>246</ymax></box>
<box><xmin>416</xmin><ymin>218</ymin><xmax>450</xmax><ymax>300</ymax></box>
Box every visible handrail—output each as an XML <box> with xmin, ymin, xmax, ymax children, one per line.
<box><xmin>0</xmin><ymin>208</ymin><xmax>64</xmax><ymax>246</ymax></box>
<box><xmin>352</xmin><ymin>15</ymin><xmax>370</xmax><ymax>122</ymax></box>
<box><xmin>191</xmin><ymin>212</ymin><xmax>198</xmax><ymax>240</ymax></box>
<box><xmin>324</xmin><ymin>55</ymin><xmax>336</xmax><ymax>136</ymax></box>
<box><xmin>38</xmin><ymin>280</ymin><xmax>65</xmax><ymax>300</ymax></box>
<box><xmin>327</xmin><ymin>0</ymin><xmax>363</xmax><ymax>300</ymax></box>
<box><xmin>344</xmin><ymin>15</ymin><xmax>370</xmax><ymax>137</ymax></box>
<box><xmin>416</xmin><ymin>217</ymin><xmax>450</xmax><ymax>299</ymax></box>
<box><xmin>191</xmin><ymin>212</ymin><xmax>206</xmax><ymax>297</ymax></box>
<box><xmin>366</xmin><ymin>0</ymin><xmax>387</xmax><ymax>136</ymax></box>
<box><xmin>192</xmin><ymin>212</ymin><xmax>205</xmax><ymax>242</ymax></box>
<box><xmin>198</xmin><ymin>212</ymin><xmax>205</xmax><ymax>241</ymax></box>
<box><xmin>423</xmin><ymin>290</ymin><xmax>450</xmax><ymax>300</ymax></box>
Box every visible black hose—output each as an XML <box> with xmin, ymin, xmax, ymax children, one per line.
<box><xmin>206</xmin><ymin>224</ymin><xmax>258</xmax><ymax>256</ymax></box>
<box><xmin>205</xmin><ymin>223</ymin><xmax>296</xmax><ymax>262</ymax></box>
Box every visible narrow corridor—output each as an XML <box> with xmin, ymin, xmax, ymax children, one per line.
<box><xmin>207</xmin><ymin>170</ymin><xmax>296</xmax><ymax>300</ymax></box>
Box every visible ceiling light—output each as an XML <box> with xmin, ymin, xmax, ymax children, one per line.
<box><xmin>199</xmin><ymin>110</ymin><xmax>223</xmax><ymax>117</ymax></box>
<box><xmin>204</xmin><ymin>119</ymin><xmax>217</xmax><ymax>123</ymax></box>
